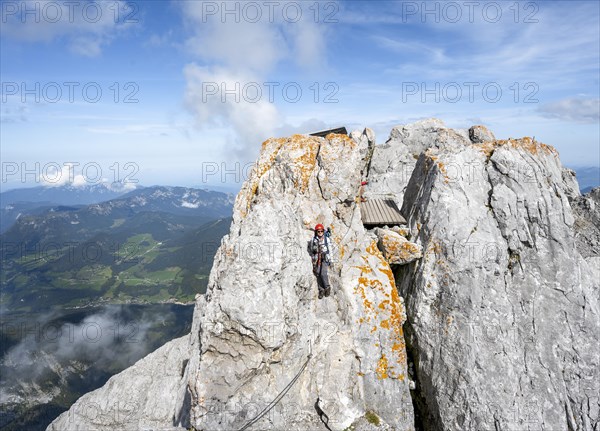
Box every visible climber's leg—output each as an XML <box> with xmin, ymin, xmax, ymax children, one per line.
<box><xmin>315</xmin><ymin>264</ymin><xmax>325</xmax><ymax>299</ymax></box>
<box><xmin>321</xmin><ymin>263</ymin><xmax>331</xmax><ymax>297</ymax></box>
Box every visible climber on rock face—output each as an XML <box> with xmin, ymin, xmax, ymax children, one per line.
<box><xmin>309</xmin><ymin>224</ymin><xmax>332</xmax><ymax>299</ymax></box>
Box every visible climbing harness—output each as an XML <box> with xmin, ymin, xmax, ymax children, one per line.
<box><xmin>237</xmin><ymin>343</ymin><xmax>313</xmax><ymax>431</ymax></box>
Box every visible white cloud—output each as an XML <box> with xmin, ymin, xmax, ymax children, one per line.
<box><xmin>39</xmin><ymin>163</ymin><xmax>77</xmax><ymax>186</ymax></box>
<box><xmin>539</xmin><ymin>98</ymin><xmax>600</xmax><ymax>124</ymax></box>
<box><xmin>38</xmin><ymin>163</ymin><xmax>109</xmax><ymax>187</ymax></box>
<box><xmin>180</xmin><ymin>1</ymin><xmax>330</xmax><ymax>74</ymax></box>
<box><xmin>1</xmin><ymin>306</ymin><xmax>165</xmax><ymax>394</ymax></box>
<box><xmin>145</xmin><ymin>31</ymin><xmax>174</xmax><ymax>48</ymax></box>
<box><xmin>372</xmin><ymin>35</ymin><xmax>447</xmax><ymax>64</ymax></box>
<box><xmin>183</xmin><ymin>64</ymin><xmax>280</xmax><ymax>159</ymax></box>
<box><xmin>1</xmin><ymin>0</ymin><xmax>133</xmax><ymax>56</ymax></box>
<box><xmin>71</xmin><ymin>173</ymin><xmax>88</xmax><ymax>187</ymax></box>
<box><xmin>181</xmin><ymin>200</ymin><xmax>199</xmax><ymax>209</ymax></box>
<box><xmin>287</xmin><ymin>19</ymin><xmax>329</xmax><ymax>70</ymax></box>
<box><xmin>179</xmin><ymin>1</ymin><xmax>332</xmax><ymax>160</ymax></box>
<box><xmin>184</xmin><ymin>20</ymin><xmax>284</xmax><ymax>75</ymax></box>
<box><xmin>1</xmin><ymin>106</ymin><xmax>29</xmax><ymax>123</ymax></box>
<box><xmin>69</xmin><ymin>35</ymin><xmax>105</xmax><ymax>57</ymax></box>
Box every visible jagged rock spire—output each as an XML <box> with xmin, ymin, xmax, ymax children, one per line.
<box><xmin>188</xmin><ymin>130</ymin><xmax>414</xmax><ymax>430</ymax></box>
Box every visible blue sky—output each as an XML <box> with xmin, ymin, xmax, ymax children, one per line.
<box><xmin>1</xmin><ymin>0</ymin><xmax>599</xmax><ymax>191</ymax></box>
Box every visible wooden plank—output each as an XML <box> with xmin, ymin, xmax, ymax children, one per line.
<box><xmin>367</xmin><ymin>205</ymin><xmax>375</xmax><ymax>223</ymax></box>
<box><xmin>375</xmin><ymin>199</ymin><xmax>389</xmax><ymax>223</ymax></box>
<box><xmin>367</xmin><ymin>200</ymin><xmax>377</xmax><ymax>223</ymax></box>
<box><xmin>373</xmin><ymin>200</ymin><xmax>383</xmax><ymax>221</ymax></box>
<box><xmin>371</xmin><ymin>200</ymin><xmax>380</xmax><ymax>223</ymax></box>
<box><xmin>384</xmin><ymin>200</ymin><xmax>397</xmax><ymax>223</ymax></box>
<box><xmin>382</xmin><ymin>199</ymin><xmax>394</xmax><ymax>223</ymax></box>
<box><xmin>369</xmin><ymin>200</ymin><xmax>378</xmax><ymax>223</ymax></box>
<box><xmin>381</xmin><ymin>199</ymin><xmax>393</xmax><ymax>223</ymax></box>
<box><xmin>361</xmin><ymin>198</ymin><xmax>406</xmax><ymax>226</ymax></box>
<box><xmin>361</xmin><ymin>203</ymin><xmax>372</xmax><ymax>224</ymax></box>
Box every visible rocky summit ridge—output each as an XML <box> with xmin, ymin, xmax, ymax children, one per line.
<box><xmin>48</xmin><ymin>119</ymin><xmax>599</xmax><ymax>431</ymax></box>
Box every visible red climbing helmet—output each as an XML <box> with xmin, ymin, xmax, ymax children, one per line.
<box><xmin>314</xmin><ymin>223</ymin><xmax>325</xmax><ymax>232</ymax></box>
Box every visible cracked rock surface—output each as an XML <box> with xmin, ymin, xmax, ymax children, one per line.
<box><xmin>365</xmin><ymin>118</ymin><xmax>471</xmax><ymax>203</ymax></box>
<box><xmin>188</xmin><ymin>131</ymin><xmax>414</xmax><ymax>430</ymax></box>
<box><xmin>398</xmin><ymin>135</ymin><xmax>599</xmax><ymax>430</ymax></box>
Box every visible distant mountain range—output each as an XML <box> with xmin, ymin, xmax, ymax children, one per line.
<box><xmin>0</xmin><ymin>183</ymin><xmax>234</xmax><ymax>233</ymax></box>
<box><xmin>1</xmin><ymin>181</ymin><xmax>136</xmax><ymax>205</ymax></box>
<box><xmin>0</xmin><ymin>183</ymin><xmax>135</xmax><ymax>233</ymax></box>
<box><xmin>0</xmin><ymin>185</ymin><xmax>234</xmax><ymax>312</ymax></box>
<box><xmin>568</xmin><ymin>166</ymin><xmax>600</xmax><ymax>193</ymax></box>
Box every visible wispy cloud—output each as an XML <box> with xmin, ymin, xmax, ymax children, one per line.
<box><xmin>371</xmin><ymin>35</ymin><xmax>447</xmax><ymax>64</ymax></box>
<box><xmin>539</xmin><ymin>98</ymin><xmax>600</xmax><ymax>123</ymax></box>
<box><xmin>0</xmin><ymin>306</ymin><xmax>173</xmax><ymax>405</ymax></box>
<box><xmin>374</xmin><ymin>1</ymin><xmax>599</xmax><ymax>87</ymax></box>
<box><xmin>0</xmin><ymin>0</ymin><xmax>135</xmax><ymax>56</ymax></box>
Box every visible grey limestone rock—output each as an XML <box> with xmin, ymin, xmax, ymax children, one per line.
<box><xmin>468</xmin><ymin>125</ymin><xmax>496</xmax><ymax>143</ymax></box>
<box><xmin>374</xmin><ymin>227</ymin><xmax>422</xmax><ymax>265</ymax></box>
<box><xmin>188</xmin><ymin>131</ymin><xmax>414</xmax><ymax>430</ymax></box>
<box><xmin>399</xmin><ymin>137</ymin><xmax>599</xmax><ymax>430</ymax></box>
<box><xmin>365</xmin><ymin>118</ymin><xmax>471</xmax><ymax>204</ymax></box>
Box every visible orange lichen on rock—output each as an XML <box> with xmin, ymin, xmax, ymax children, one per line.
<box><xmin>353</xmin><ymin>264</ymin><xmax>373</xmax><ymax>275</ymax></box>
<box><xmin>508</xmin><ymin>137</ymin><xmax>558</xmax><ymax>155</ymax></box>
<box><xmin>318</xmin><ymin>133</ymin><xmax>357</xmax><ymax>171</ymax></box>
<box><xmin>285</xmin><ymin>134</ymin><xmax>320</xmax><ymax>193</ymax></box>
<box><xmin>376</xmin><ymin>354</ymin><xmax>389</xmax><ymax>379</ymax></box>
<box><xmin>388</xmin><ymin>282</ymin><xmax>407</xmax><ymax>376</ymax></box>
<box><xmin>475</xmin><ymin>137</ymin><xmax>558</xmax><ymax>159</ymax></box>
<box><xmin>401</xmin><ymin>241</ymin><xmax>421</xmax><ymax>256</ymax></box>
<box><xmin>332</xmin><ymin>233</ymin><xmax>346</xmax><ymax>259</ymax></box>
<box><xmin>354</xmin><ymin>241</ymin><xmax>408</xmax><ymax>381</ymax></box>
<box><xmin>379</xmin><ymin>264</ymin><xmax>395</xmax><ymax>290</ymax></box>
<box><xmin>241</xmin><ymin>134</ymin><xmax>322</xmax><ymax>217</ymax></box>
<box><xmin>366</xmin><ymin>241</ymin><xmax>380</xmax><ymax>257</ymax></box>
<box><xmin>356</xmin><ymin>276</ymin><xmax>381</xmax><ymax>314</ymax></box>
<box><xmin>477</xmin><ymin>141</ymin><xmax>497</xmax><ymax>159</ymax></box>
<box><xmin>444</xmin><ymin>315</ymin><xmax>454</xmax><ymax>335</ymax></box>
<box><xmin>424</xmin><ymin>150</ymin><xmax>451</xmax><ymax>183</ymax></box>
<box><xmin>430</xmin><ymin>240</ymin><xmax>442</xmax><ymax>255</ymax></box>
<box><xmin>381</xmin><ymin>234</ymin><xmax>398</xmax><ymax>253</ymax></box>
<box><xmin>326</xmin><ymin>133</ymin><xmax>356</xmax><ymax>148</ymax></box>
<box><xmin>437</xmin><ymin>161</ymin><xmax>450</xmax><ymax>184</ymax></box>
<box><xmin>241</xmin><ymin>137</ymin><xmax>286</xmax><ymax>217</ymax></box>
<box><xmin>380</xmin><ymin>233</ymin><xmax>422</xmax><ymax>263</ymax></box>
